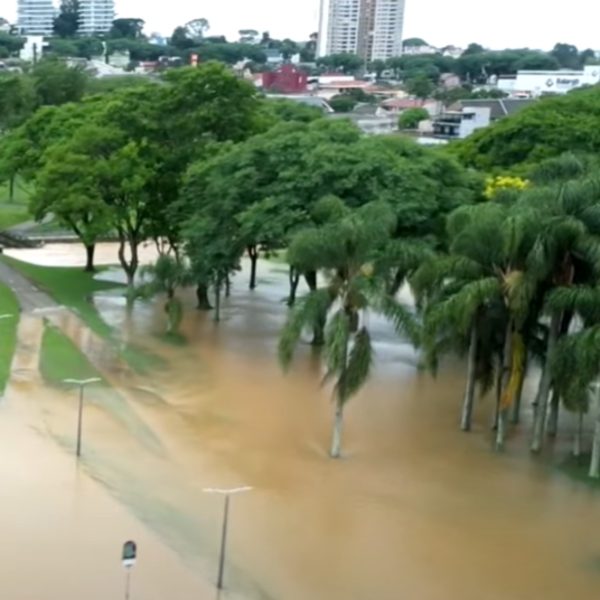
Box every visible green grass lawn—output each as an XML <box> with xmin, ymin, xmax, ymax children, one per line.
<box><xmin>0</xmin><ymin>283</ymin><xmax>19</xmax><ymax>394</ymax></box>
<box><xmin>1</xmin><ymin>256</ymin><xmax>119</xmax><ymax>339</ymax></box>
<box><xmin>40</xmin><ymin>323</ymin><xmax>103</xmax><ymax>384</ymax></box>
<box><xmin>0</xmin><ymin>207</ymin><xmax>30</xmax><ymax>232</ymax></box>
<box><xmin>0</xmin><ymin>177</ymin><xmax>32</xmax><ymax>206</ymax></box>
<box><xmin>2</xmin><ymin>256</ymin><xmax>164</xmax><ymax>374</ymax></box>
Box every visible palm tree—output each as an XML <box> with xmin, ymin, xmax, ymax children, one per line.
<box><xmin>413</xmin><ymin>201</ymin><xmax>537</xmax><ymax>447</ymax></box>
<box><xmin>522</xmin><ymin>175</ymin><xmax>600</xmax><ymax>452</ymax></box>
<box><xmin>138</xmin><ymin>254</ymin><xmax>192</xmax><ymax>334</ymax></box>
<box><xmin>279</xmin><ymin>200</ymin><xmax>416</xmax><ymax>458</ymax></box>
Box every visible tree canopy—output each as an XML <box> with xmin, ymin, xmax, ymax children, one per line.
<box><xmin>454</xmin><ymin>87</ymin><xmax>600</xmax><ymax>171</ymax></box>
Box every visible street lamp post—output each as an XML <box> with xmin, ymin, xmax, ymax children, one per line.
<box><xmin>203</xmin><ymin>486</ymin><xmax>252</xmax><ymax>590</ymax></box>
<box><xmin>63</xmin><ymin>378</ymin><xmax>101</xmax><ymax>458</ymax></box>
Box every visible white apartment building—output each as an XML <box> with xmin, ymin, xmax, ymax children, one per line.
<box><xmin>318</xmin><ymin>0</ymin><xmax>405</xmax><ymax>62</ymax></box>
<box><xmin>78</xmin><ymin>0</ymin><xmax>115</xmax><ymax>35</ymax></box>
<box><xmin>368</xmin><ymin>0</ymin><xmax>404</xmax><ymax>61</ymax></box>
<box><xmin>17</xmin><ymin>0</ymin><xmax>55</xmax><ymax>36</ymax></box>
<box><xmin>318</xmin><ymin>0</ymin><xmax>363</xmax><ymax>58</ymax></box>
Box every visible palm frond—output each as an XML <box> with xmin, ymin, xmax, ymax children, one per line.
<box><xmin>338</xmin><ymin>327</ymin><xmax>373</xmax><ymax>403</ymax></box>
<box><xmin>324</xmin><ymin>309</ymin><xmax>350</xmax><ymax>377</ymax></box>
<box><xmin>378</xmin><ymin>295</ymin><xmax>421</xmax><ymax>345</ymax></box>
<box><xmin>278</xmin><ymin>288</ymin><xmax>333</xmax><ymax>370</ymax></box>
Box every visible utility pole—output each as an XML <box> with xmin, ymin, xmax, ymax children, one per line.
<box><xmin>203</xmin><ymin>486</ymin><xmax>252</xmax><ymax>590</ymax></box>
<box><xmin>63</xmin><ymin>378</ymin><xmax>101</xmax><ymax>458</ymax></box>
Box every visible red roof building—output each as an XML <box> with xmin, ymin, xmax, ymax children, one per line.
<box><xmin>262</xmin><ymin>64</ymin><xmax>308</xmax><ymax>94</ymax></box>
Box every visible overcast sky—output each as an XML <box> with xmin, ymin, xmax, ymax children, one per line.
<box><xmin>5</xmin><ymin>0</ymin><xmax>599</xmax><ymax>50</ymax></box>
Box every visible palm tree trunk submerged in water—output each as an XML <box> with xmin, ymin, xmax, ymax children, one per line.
<box><xmin>573</xmin><ymin>410</ymin><xmax>584</xmax><ymax>458</ymax></box>
<box><xmin>330</xmin><ymin>401</ymin><xmax>344</xmax><ymax>459</ymax></box>
<box><xmin>589</xmin><ymin>416</ymin><xmax>600</xmax><ymax>478</ymax></box>
<box><xmin>547</xmin><ymin>390</ymin><xmax>560</xmax><ymax>437</ymax></box>
<box><xmin>531</xmin><ymin>311</ymin><xmax>562</xmax><ymax>453</ymax></box>
<box><xmin>495</xmin><ymin>322</ymin><xmax>514</xmax><ymax>452</ymax></box>
<box><xmin>461</xmin><ymin>323</ymin><xmax>478</xmax><ymax>432</ymax></box>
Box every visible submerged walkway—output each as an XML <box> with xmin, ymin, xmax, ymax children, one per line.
<box><xmin>0</xmin><ymin>259</ymin><xmax>56</xmax><ymax>312</ymax></box>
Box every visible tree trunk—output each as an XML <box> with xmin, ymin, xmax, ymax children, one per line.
<box><xmin>304</xmin><ymin>270</ymin><xmax>324</xmax><ymax>345</ymax></box>
<box><xmin>248</xmin><ymin>245</ymin><xmax>258</xmax><ymax>290</ymax></box>
<box><xmin>117</xmin><ymin>232</ymin><xmax>139</xmax><ymax>304</ymax></box>
<box><xmin>492</xmin><ymin>360</ymin><xmax>502</xmax><ymax>431</ymax></box>
<box><xmin>8</xmin><ymin>173</ymin><xmax>15</xmax><ymax>203</ymax></box>
<box><xmin>225</xmin><ymin>276</ymin><xmax>231</xmax><ymax>298</ymax></box>
<box><xmin>460</xmin><ymin>323</ymin><xmax>478</xmax><ymax>432</ymax></box>
<box><xmin>531</xmin><ymin>311</ymin><xmax>562</xmax><ymax>453</ymax></box>
<box><xmin>214</xmin><ymin>278</ymin><xmax>222</xmax><ymax>323</ymax></box>
<box><xmin>547</xmin><ymin>390</ymin><xmax>560</xmax><ymax>437</ymax></box>
<box><xmin>287</xmin><ymin>266</ymin><xmax>300</xmax><ymax>307</ymax></box>
<box><xmin>495</xmin><ymin>322</ymin><xmax>513</xmax><ymax>452</ymax></box>
<box><xmin>84</xmin><ymin>244</ymin><xmax>95</xmax><ymax>273</ymax></box>
<box><xmin>165</xmin><ymin>300</ymin><xmax>174</xmax><ymax>334</ymax></box>
<box><xmin>510</xmin><ymin>354</ymin><xmax>527</xmax><ymax>425</ymax></box>
<box><xmin>589</xmin><ymin>417</ymin><xmax>600</xmax><ymax>478</ymax></box>
<box><xmin>196</xmin><ymin>283</ymin><xmax>213</xmax><ymax>310</ymax></box>
<box><xmin>305</xmin><ymin>270</ymin><xmax>317</xmax><ymax>292</ymax></box>
<box><xmin>573</xmin><ymin>411</ymin><xmax>584</xmax><ymax>458</ymax></box>
<box><xmin>330</xmin><ymin>401</ymin><xmax>344</xmax><ymax>459</ymax></box>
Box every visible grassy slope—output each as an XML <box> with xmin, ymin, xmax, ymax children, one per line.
<box><xmin>0</xmin><ymin>207</ymin><xmax>30</xmax><ymax>232</ymax></box>
<box><xmin>1</xmin><ymin>256</ymin><xmax>118</xmax><ymax>338</ymax></box>
<box><xmin>40</xmin><ymin>324</ymin><xmax>103</xmax><ymax>384</ymax></box>
<box><xmin>0</xmin><ymin>283</ymin><xmax>19</xmax><ymax>394</ymax></box>
<box><xmin>2</xmin><ymin>257</ymin><xmax>163</xmax><ymax>374</ymax></box>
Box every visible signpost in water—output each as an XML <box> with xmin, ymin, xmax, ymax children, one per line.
<box><xmin>122</xmin><ymin>540</ymin><xmax>137</xmax><ymax>600</ymax></box>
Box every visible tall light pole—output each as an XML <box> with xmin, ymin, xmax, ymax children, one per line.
<box><xmin>63</xmin><ymin>378</ymin><xmax>101</xmax><ymax>458</ymax></box>
<box><xmin>203</xmin><ymin>486</ymin><xmax>252</xmax><ymax>590</ymax></box>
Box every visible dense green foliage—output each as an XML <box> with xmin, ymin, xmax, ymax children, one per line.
<box><xmin>398</xmin><ymin>107</ymin><xmax>429</xmax><ymax>129</ymax></box>
<box><xmin>3</xmin><ymin>46</ymin><xmax>600</xmax><ymax>471</ymax></box>
<box><xmin>455</xmin><ymin>87</ymin><xmax>600</xmax><ymax>171</ymax></box>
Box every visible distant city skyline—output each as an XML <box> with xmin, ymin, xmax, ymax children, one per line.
<box><xmin>4</xmin><ymin>0</ymin><xmax>599</xmax><ymax>50</ymax></box>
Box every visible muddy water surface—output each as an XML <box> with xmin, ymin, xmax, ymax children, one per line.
<box><xmin>7</xmin><ymin>249</ymin><xmax>600</xmax><ymax>599</ymax></box>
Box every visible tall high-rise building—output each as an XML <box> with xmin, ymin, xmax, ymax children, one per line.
<box><xmin>78</xmin><ymin>0</ymin><xmax>115</xmax><ymax>35</ymax></box>
<box><xmin>17</xmin><ymin>0</ymin><xmax>55</xmax><ymax>36</ymax></box>
<box><xmin>317</xmin><ymin>0</ymin><xmax>405</xmax><ymax>62</ymax></box>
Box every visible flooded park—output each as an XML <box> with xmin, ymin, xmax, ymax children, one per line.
<box><xmin>3</xmin><ymin>242</ymin><xmax>600</xmax><ymax>600</ymax></box>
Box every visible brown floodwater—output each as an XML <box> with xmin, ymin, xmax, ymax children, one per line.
<box><xmin>6</xmin><ymin>247</ymin><xmax>600</xmax><ymax>600</ymax></box>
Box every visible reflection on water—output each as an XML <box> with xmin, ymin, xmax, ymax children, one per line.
<box><xmin>7</xmin><ymin>251</ymin><xmax>600</xmax><ymax>599</ymax></box>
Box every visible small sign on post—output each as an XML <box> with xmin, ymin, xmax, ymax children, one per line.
<box><xmin>122</xmin><ymin>540</ymin><xmax>137</xmax><ymax>600</ymax></box>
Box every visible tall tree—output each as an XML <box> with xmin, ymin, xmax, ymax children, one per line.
<box><xmin>279</xmin><ymin>200</ymin><xmax>415</xmax><ymax>458</ymax></box>
<box><xmin>53</xmin><ymin>0</ymin><xmax>80</xmax><ymax>37</ymax></box>
<box><xmin>110</xmin><ymin>18</ymin><xmax>145</xmax><ymax>39</ymax></box>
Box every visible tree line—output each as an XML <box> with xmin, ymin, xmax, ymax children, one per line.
<box><xmin>2</xmin><ymin>59</ymin><xmax>600</xmax><ymax>472</ymax></box>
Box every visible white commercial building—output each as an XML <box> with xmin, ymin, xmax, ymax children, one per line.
<box><xmin>498</xmin><ymin>66</ymin><xmax>600</xmax><ymax>97</ymax></box>
<box><xmin>17</xmin><ymin>0</ymin><xmax>55</xmax><ymax>36</ymax></box>
<box><xmin>318</xmin><ymin>0</ymin><xmax>405</xmax><ymax>62</ymax></box>
<box><xmin>78</xmin><ymin>0</ymin><xmax>115</xmax><ymax>35</ymax></box>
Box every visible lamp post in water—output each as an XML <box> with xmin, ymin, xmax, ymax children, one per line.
<box><xmin>63</xmin><ymin>378</ymin><xmax>101</xmax><ymax>458</ymax></box>
<box><xmin>121</xmin><ymin>540</ymin><xmax>137</xmax><ymax>600</ymax></box>
<box><xmin>203</xmin><ymin>486</ymin><xmax>252</xmax><ymax>590</ymax></box>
